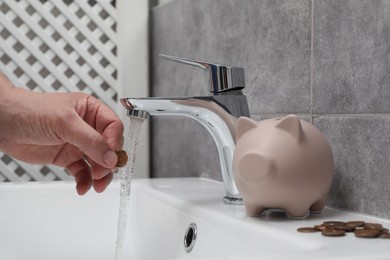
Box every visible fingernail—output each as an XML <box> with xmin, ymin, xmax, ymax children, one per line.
<box><xmin>104</xmin><ymin>150</ymin><xmax>117</xmax><ymax>167</ymax></box>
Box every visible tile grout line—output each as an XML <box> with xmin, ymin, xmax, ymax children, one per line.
<box><xmin>310</xmin><ymin>0</ymin><xmax>315</xmax><ymax>124</ymax></box>
<box><xmin>250</xmin><ymin>113</ymin><xmax>390</xmax><ymax>118</ymax></box>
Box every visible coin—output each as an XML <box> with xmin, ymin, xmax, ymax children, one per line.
<box><xmin>345</xmin><ymin>221</ymin><xmax>365</xmax><ymax>228</ymax></box>
<box><xmin>323</xmin><ymin>221</ymin><xmax>346</xmax><ymax>226</ymax></box>
<box><xmin>297</xmin><ymin>220</ymin><xmax>389</xmax><ymax>240</ymax></box>
<box><xmin>321</xmin><ymin>228</ymin><xmax>346</xmax><ymax>237</ymax></box>
<box><xmin>115</xmin><ymin>150</ymin><xmax>128</xmax><ymax>167</ymax></box>
<box><xmin>332</xmin><ymin>225</ymin><xmax>355</xmax><ymax>232</ymax></box>
<box><xmin>297</xmin><ymin>227</ymin><xmax>320</xmax><ymax>233</ymax></box>
<box><xmin>381</xmin><ymin>228</ymin><xmax>389</xmax><ymax>234</ymax></box>
<box><xmin>379</xmin><ymin>233</ymin><xmax>390</xmax><ymax>239</ymax></box>
<box><xmin>354</xmin><ymin>229</ymin><xmax>381</xmax><ymax>238</ymax></box>
<box><xmin>314</xmin><ymin>224</ymin><xmax>328</xmax><ymax>231</ymax></box>
<box><xmin>363</xmin><ymin>223</ymin><xmax>383</xmax><ymax>230</ymax></box>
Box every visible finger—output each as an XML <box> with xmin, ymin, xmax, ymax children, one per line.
<box><xmin>84</xmin><ymin>96</ymin><xmax>124</xmax><ymax>151</ymax></box>
<box><xmin>64</xmin><ymin>115</ymin><xmax>118</xmax><ymax>169</ymax></box>
<box><xmin>102</xmin><ymin>123</ymin><xmax>125</xmax><ymax>151</ymax></box>
<box><xmin>75</xmin><ymin>170</ymin><xmax>93</xmax><ymax>196</ymax></box>
<box><xmin>52</xmin><ymin>143</ymin><xmax>84</xmax><ymax>168</ymax></box>
<box><xmin>66</xmin><ymin>159</ymin><xmax>93</xmax><ymax>195</ymax></box>
<box><xmin>85</xmin><ymin>156</ymin><xmax>113</xmax><ymax>180</ymax></box>
<box><xmin>93</xmin><ymin>172</ymin><xmax>113</xmax><ymax>193</ymax></box>
<box><xmin>92</xmin><ymin>163</ymin><xmax>111</xmax><ymax>180</ymax></box>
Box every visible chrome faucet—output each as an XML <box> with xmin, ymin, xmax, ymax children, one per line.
<box><xmin>121</xmin><ymin>54</ymin><xmax>250</xmax><ymax>204</ymax></box>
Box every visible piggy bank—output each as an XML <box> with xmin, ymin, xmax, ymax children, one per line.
<box><xmin>232</xmin><ymin>115</ymin><xmax>334</xmax><ymax>219</ymax></box>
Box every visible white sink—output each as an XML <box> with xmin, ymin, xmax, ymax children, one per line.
<box><xmin>0</xmin><ymin>177</ymin><xmax>389</xmax><ymax>260</ymax></box>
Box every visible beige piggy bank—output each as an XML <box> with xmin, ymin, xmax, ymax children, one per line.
<box><xmin>232</xmin><ymin>115</ymin><xmax>334</xmax><ymax>219</ymax></box>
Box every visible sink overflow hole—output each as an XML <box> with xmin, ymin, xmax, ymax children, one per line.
<box><xmin>184</xmin><ymin>223</ymin><xmax>197</xmax><ymax>253</ymax></box>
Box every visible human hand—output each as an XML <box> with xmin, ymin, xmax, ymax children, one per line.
<box><xmin>0</xmin><ymin>79</ymin><xmax>124</xmax><ymax>195</ymax></box>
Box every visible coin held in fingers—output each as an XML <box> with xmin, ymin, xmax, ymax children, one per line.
<box><xmin>115</xmin><ymin>150</ymin><xmax>128</xmax><ymax>167</ymax></box>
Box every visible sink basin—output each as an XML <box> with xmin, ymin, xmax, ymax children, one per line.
<box><xmin>0</xmin><ymin>177</ymin><xmax>389</xmax><ymax>259</ymax></box>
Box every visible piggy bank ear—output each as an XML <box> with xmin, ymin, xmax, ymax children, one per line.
<box><xmin>236</xmin><ymin>117</ymin><xmax>257</xmax><ymax>141</ymax></box>
<box><xmin>238</xmin><ymin>152</ymin><xmax>274</xmax><ymax>182</ymax></box>
<box><xmin>275</xmin><ymin>114</ymin><xmax>304</xmax><ymax>142</ymax></box>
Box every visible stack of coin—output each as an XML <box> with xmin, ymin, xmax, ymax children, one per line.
<box><xmin>297</xmin><ymin>220</ymin><xmax>390</xmax><ymax>239</ymax></box>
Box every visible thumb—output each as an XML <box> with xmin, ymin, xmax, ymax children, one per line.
<box><xmin>63</xmin><ymin>116</ymin><xmax>118</xmax><ymax>169</ymax></box>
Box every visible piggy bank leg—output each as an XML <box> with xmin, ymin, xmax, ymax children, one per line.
<box><xmin>244</xmin><ymin>203</ymin><xmax>265</xmax><ymax>217</ymax></box>
<box><xmin>284</xmin><ymin>206</ymin><xmax>310</xmax><ymax>219</ymax></box>
<box><xmin>309</xmin><ymin>197</ymin><xmax>326</xmax><ymax>214</ymax></box>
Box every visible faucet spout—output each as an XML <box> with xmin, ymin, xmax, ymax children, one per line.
<box><xmin>126</xmin><ymin>109</ymin><xmax>150</xmax><ymax>120</ymax></box>
<box><xmin>121</xmin><ymin>54</ymin><xmax>250</xmax><ymax>204</ymax></box>
<box><xmin>121</xmin><ymin>96</ymin><xmax>248</xmax><ymax>203</ymax></box>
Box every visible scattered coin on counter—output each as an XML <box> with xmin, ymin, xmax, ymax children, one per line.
<box><xmin>363</xmin><ymin>223</ymin><xmax>383</xmax><ymax>230</ymax></box>
<box><xmin>332</xmin><ymin>224</ymin><xmax>356</xmax><ymax>232</ymax></box>
<box><xmin>314</xmin><ymin>224</ymin><xmax>328</xmax><ymax>231</ymax></box>
<box><xmin>323</xmin><ymin>221</ymin><xmax>346</xmax><ymax>226</ymax></box>
<box><xmin>297</xmin><ymin>220</ymin><xmax>390</xmax><ymax>240</ymax></box>
<box><xmin>381</xmin><ymin>228</ymin><xmax>389</xmax><ymax>234</ymax></box>
<box><xmin>345</xmin><ymin>221</ymin><xmax>365</xmax><ymax>228</ymax></box>
<box><xmin>321</xmin><ymin>227</ymin><xmax>346</xmax><ymax>237</ymax></box>
<box><xmin>379</xmin><ymin>233</ymin><xmax>390</xmax><ymax>239</ymax></box>
<box><xmin>354</xmin><ymin>229</ymin><xmax>381</xmax><ymax>238</ymax></box>
<box><xmin>297</xmin><ymin>227</ymin><xmax>320</xmax><ymax>233</ymax></box>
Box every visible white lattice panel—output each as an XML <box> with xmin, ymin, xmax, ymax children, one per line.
<box><xmin>0</xmin><ymin>0</ymin><xmax>118</xmax><ymax>182</ymax></box>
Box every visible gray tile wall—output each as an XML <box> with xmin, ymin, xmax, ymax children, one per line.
<box><xmin>151</xmin><ymin>0</ymin><xmax>390</xmax><ymax>218</ymax></box>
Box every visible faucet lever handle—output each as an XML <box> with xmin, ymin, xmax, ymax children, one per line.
<box><xmin>159</xmin><ymin>54</ymin><xmax>245</xmax><ymax>94</ymax></box>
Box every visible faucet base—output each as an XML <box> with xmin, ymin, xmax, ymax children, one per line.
<box><xmin>223</xmin><ymin>196</ymin><xmax>244</xmax><ymax>206</ymax></box>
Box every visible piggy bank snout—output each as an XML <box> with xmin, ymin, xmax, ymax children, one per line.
<box><xmin>237</xmin><ymin>152</ymin><xmax>274</xmax><ymax>182</ymax></box>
